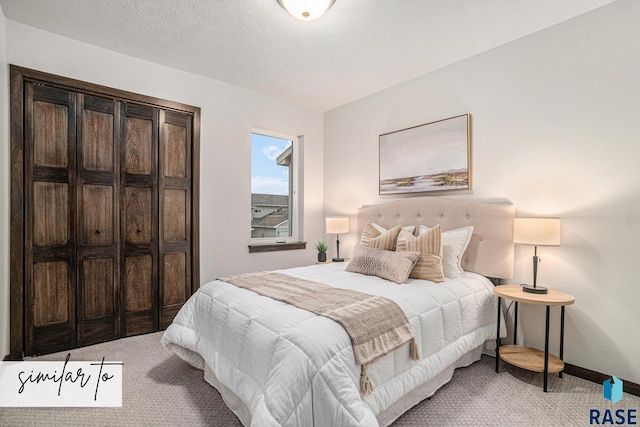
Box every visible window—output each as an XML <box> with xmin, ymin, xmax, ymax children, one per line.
<box><xmin>251</xmin><ymin>130</ymin><xmax>299</xmax><ymax>243</ymax></box>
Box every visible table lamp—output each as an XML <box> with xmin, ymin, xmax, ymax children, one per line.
<box><xmin>514</xmin><ymin>217</ymin><xmax>561</xmax><ymax>294</ymax></box>
<box><xmin>326</xmin><ymin>216</ymin><xmax>349</xmax><ymax>262</ymax></box>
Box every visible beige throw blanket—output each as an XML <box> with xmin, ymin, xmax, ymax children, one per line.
<box><xmin>219</xmin><ymin>271</ymin><xmax>420</xmax><ymax>395</ymax></box>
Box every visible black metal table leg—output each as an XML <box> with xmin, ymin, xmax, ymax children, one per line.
<box><xmin>559</xmin><ymin>305</ymin><xmax>565</xmax><ymax>378</ymax></box>
<box><xmin>496</xmin><ymin>296</ymin><xmax>501</xmax><ymax>372</ymax></box>
<box><xmin>544</xmin><ymin>305</ymin><xmax>550</xmax><ymax>392</ymax></box>
<box><xmin>514</xmin><ymin>301</ymin><xmax>519</xmax><ymax>344</ymax></box>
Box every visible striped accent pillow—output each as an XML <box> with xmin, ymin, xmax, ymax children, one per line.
<box><xmin>360</xmin><ymin>224</ymin><xmax>403</xmax><ymax>250</ymax></box>
<box><xmin>396</xmin><ymin>225</ymin><xmax>445</xmax><ymax>283</ymax></box>
<box><xmin>419</xmin><ymin>225</ymin><xmax>473</xmax><ymax>279</ymax></box>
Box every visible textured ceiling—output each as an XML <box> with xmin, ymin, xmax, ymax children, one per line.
<box><xmin>0</xmin><ymin>0</ymin><xmax>615</xmax><ymax>112</ymax></box>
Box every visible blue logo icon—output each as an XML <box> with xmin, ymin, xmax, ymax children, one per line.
<box><xmin>604</xmin><ymin>376</ymin><xmax>623</xmax><ymax>404</ymax></box>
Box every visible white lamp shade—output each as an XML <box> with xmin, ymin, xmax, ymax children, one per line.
<box><xmin>326</xmin><ymin>216</ymin><xmax>349</xmax><ymax>234</ymax></box>
<box><xmin>514</xmin><ymin>218</ymin><xmax>561</xmax><ymax>246</ymax></box>
<box><xmin>277</xmin><ymin>0</ymin><xmax>336</xmax><ymax>21</ymax></box>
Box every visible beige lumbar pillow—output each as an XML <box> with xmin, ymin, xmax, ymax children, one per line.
<box><xmin>396</xmin><ymin>225</ymin><xmax>445</xmax><ymax>283</ymax></box>
<box><xmin>346</xmin><ymin>244</ymin><xmax>420</xmax><ymax>284</ymax></box>
<box><xmin>359</xmin><ymin>224</ymin><xmax>403</xmax><ymax>251</ymax></box>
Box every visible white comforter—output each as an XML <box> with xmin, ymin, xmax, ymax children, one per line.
<box><xmin>161</xmin><ymin>263</ymin><xmax>501</xmax><ymax>427</ymax></box>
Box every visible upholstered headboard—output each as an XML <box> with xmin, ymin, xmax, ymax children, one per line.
<box><xmin>357</xmin><ymin>197</ymin><xmax>515</xmax><ymax>279</ymax></box>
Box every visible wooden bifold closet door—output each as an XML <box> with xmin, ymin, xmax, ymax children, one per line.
<box><xmin>122</xmin><ymin>103</ymin><xmax>159</xmax><ymax>337</ymax></box>
<box><xmin>24</xmin><ymin>83</ymin><xmax>78</xmax><ymax>355</ymax></box>
<box><xmin>10</xmin><ymin>66</ymin><xmax>200</xmax><ymax>359</ymax></box>
<box><xmin>76</xmin><ymin>93</ymin><xmax>121</xmax><ymax>348</ymax></box>
<box><xmin>159</xmin><ymin>110</ymin><xmax>193</xmax><ymax>329</ymax></box>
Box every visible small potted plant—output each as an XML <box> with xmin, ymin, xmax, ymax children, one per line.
<box><xmin>315</xmin><ymin>241</ymin><xmax>329</xmax><ymax>263</ymax></box>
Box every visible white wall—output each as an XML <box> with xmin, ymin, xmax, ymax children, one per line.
<box><xmin>324</xmin><ymin>0</ymin><xmax>640</xmax><ymax>383</ymax></box>
<box><xmin>0</xmin><ymin>21</ymin><xmax>324</xmax><ymax>357</ymax></box>
<box><xmin>0</xmin><ymin>5</ymin><xmax>9</xmax><ymax>361</ymax></box>
<box><xmin>3</xmin><ymin>1</ymin><xmax>637</xmax><ymax>385</ymax></box>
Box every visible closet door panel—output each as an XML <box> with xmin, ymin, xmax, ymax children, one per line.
<box><xmin>76</xmin><ymin>93</ymin><xmax>120</xmax><ymax>347</ymax></box>
<box><xmin>82</xmin><ymin>109</ymin><xmax>114</xmax><ymax>172</ymax></box>
<box><xmin>24</xmin><ymin>83</ymin><xmax>77</xmax><ymax>355</ymax></box>
<box><xmin>162</xmin><ymin>123</ymin><xmax>186</xmax><ymax>178</ymax></box>
<box><xmin>33</xmin><ymin>101</ymin><xmax>69</xmax><ymax>168</ymax></box>
<box><xmin>32</xmin><ymin>261</ymin><xmax>69</xmax><ymax>326</ymax></box>
<box><xmin>125</xmin><ymin>256</ymin><xmax>153</xmax><ymax>312</ymax></box>
<box><xmin>124</xmin><ymin>187</ymin><xmax>152</xmax><ymax>244</ymax></box>
<box><xmin>163</xmin><ymin>189</ymin><xmax>186</xmax><ymax>242</ymax></box>
<box><xmin>163</xmin><ymin>253</ymin><xmax>186</xmax><ymax>306</ymax></box>
<box><xmin>82</xmin><ymin>184</ymin><xmax>114</xmax><ymax>245</ymax></box>
<box><xmin>78</xmin><ymin>256</ymin><xmax>118</xmax><ymax>346</ymax></box>
<box><xmin>159</xmin><ymin>110</ymin><xmax>192</xmax><ymax>329</ymax></box>
<box><xmin>82</xmin><ymin>258</ymin><xmax>115</xmax><ymax>318</ymax></box>
<box><xmin>33</xmin><ymin>182</ymin><xmax>69</xmax><ymax>246</ymax></box>
<box><xmin>161</xmin><ymin>252</ymin><xmax>188</xmax><ymax>327</ymax></box>
<box><xmin>125</xmin><ymin>117</ymin><xmax>153</xmax><ymax>175</ymax></box>
<box><xmin>124</xmin><ymin>255</ymin><xmax>155</xmax><ymax>335</ymax></box>
<box><xmin>121</xmin><ymin>103</ymin><xmax>159</xmax><ymax>336</ymax></box>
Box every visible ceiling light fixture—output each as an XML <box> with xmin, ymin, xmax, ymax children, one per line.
<box><xmin>277</xmin><ymin>0</ymin><xmax>336</xmax><ymax>22</ymax></box>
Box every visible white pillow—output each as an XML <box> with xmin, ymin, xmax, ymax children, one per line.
<box><xmin>419</xmin><ymin>225</ymin><xmax>473</xmax><ymax>279</ymax></box>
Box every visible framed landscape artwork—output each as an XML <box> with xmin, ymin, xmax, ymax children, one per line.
<box><xmin>379</xmin><ymin>114</ymin><xmax>471</xmax><ymax>195</ymax></box>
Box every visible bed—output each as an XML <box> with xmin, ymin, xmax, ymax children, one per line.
<box><xmin>162</xmin><ymin>196</ymin><xmax>514</xmax><ymax>426</ymax></box>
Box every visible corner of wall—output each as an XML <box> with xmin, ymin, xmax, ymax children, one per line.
<box><xmin>0</xmin><ymin>4</ymin><xmax>10</xmax><ymax>360</ymax></box>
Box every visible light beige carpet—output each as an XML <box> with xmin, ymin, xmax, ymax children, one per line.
<box><xmin>1</xmin><ymin>332</ymin><xmax>637</xmax><ymax>426</ymax></box>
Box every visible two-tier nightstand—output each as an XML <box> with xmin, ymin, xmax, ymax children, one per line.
<box><xmin>493</xmin><ymin>285</ymin><xmax>575</xmax><ymax>392</ymax></box>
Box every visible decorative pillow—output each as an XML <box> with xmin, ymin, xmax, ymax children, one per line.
<box><xmin>419</xmin><ymin>225</ymin><xmax>473</xmax><ymax>279</ymax></box>
<box><xmin>371</xmin><ymin>223</ymin><xmax>415</xmax><ymax>235</ymax></box>
<box><xmin>359</xmin><ymin>224</ymin><xmax>403</xmax><ymax>250</ymax></box>
<box><xmin>396</xmin><ymin>226</ymin><xmax>445</xmax><ymax>283</ymax></box>
<box><xmin>346</xmin><ymin>244</ymin><xmax>420</xmax><ymax>284</ymax></box>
